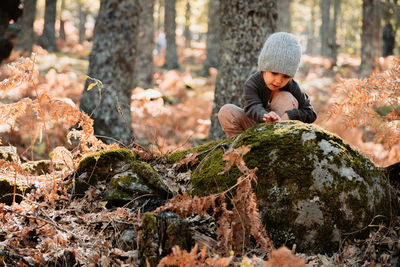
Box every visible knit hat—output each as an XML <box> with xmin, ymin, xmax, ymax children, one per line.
<box><xmin>257</xmin><ymin>32</ymin><xmax>302</xmax><ymax>77</ymax></box>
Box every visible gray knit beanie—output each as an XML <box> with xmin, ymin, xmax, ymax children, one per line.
<box><xmin>257</xmin><ymin>32</ymin><xmax>302</xmax><ymax>77</ymax></box>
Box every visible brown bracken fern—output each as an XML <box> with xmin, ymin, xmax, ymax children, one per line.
<box><xmin>329</xmin><ymin>59</ymin><xmax>400</xmax><ymax>148</ymax></box>
<box><xmin>0</xmin><ymin>55</ymin><xmax>116</xmax><ymax>159</ymax></box>
<box><xmin>156</xmin><ymin>146</ymin><xmax>274</xmax><ymax>256</ymax></box>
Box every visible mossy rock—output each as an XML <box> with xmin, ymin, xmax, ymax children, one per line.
<box><xmin>103</xmin><ymin>162</ymin><xmax>170</xmax><ymax>208</ymax></box>
<box><xmin>76</xmin><ymin>148</ymin><xmax>136</xmax><ymax>178</ymax></box>
<box><xmin>21</xmin><ymin>160</ymin><xmax>64</xmax><ymax>175</ymax></box>
<box><xmin>0</xmin><ymin>146</ymin><xmax>20</xmax><ymax>164</ymax></box>
<box><xmin>0</xmin><ymin>178</ymin><xmax>30</xmax><ymax>205</ymax></box>
<box><xmin>139</xmin><ymin>212</ymin><xmax>193</xmax><ymax>267</ymax></box>
<box><xmin>182</xmin><ymin>121</ymin><xmax>397</xmax><ymax>253</ymax></box>
<box><xmin>74</xmin><ymin>148</ymin><xmax>136</xmax><ymax>193</ymax></box>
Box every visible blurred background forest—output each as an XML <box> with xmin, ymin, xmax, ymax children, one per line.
<box><xmin>0</xmin><ymin>0</ymin><xmax>399</xmax><ymax>167</ymax></box>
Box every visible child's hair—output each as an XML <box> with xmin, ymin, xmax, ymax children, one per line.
<box><xmin>257</xmin><ymin>32</ymin><xmax>302</xmax><ymax>77</ymax></box>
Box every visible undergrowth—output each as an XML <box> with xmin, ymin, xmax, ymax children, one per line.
<box><xmin>329</xmin><ymin>59</ymin><xmax>400</xmax><ymax>149</ymax></box>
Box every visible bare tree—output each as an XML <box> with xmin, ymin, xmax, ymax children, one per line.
<box><xmin>306</xmin><ymin>0</ymin><xmax>317</xmax><ymax>55</ymax></box>
<box><xmin>208</xmin><ymin>0</ymin><xmax>277</xmax><ymax>140</ymax></box>
<box><xmin>59</xmin><ymin>0</ymin><xmax>66</xmax><ymax>40</ymax></box>
<box><xmin>183</xmin><ymin>0</ymin><xmax>191</xmax><ymax>48</ymax></box>
<box><xmin>201</xmin><ymin>0</ymin><xmax>220</xmax><ymax>76</ymax></box>
<box><xmin>330</xmin><ymin>0</ymin><xmax>341</xmax><ymax>65</ymax></box>
<box><xmin>134</xmin><ymin>0</ymin><xmax>155</xmax><ymax>89</ymax></box>
<box><xmin>360</xmin><ymin>0</ymin><xmax>381</xmax><ymax>77</ymax></box>
<box><xmin>277</xmin><ymin>0</ymin><xmax>292</xmax><ymax>32</ymax></box>
<box><xmin>80</xmin><ymin>0</ymin><xmax>140</xmax><ymax>145</ymax></box>
<box><xmin>164</xmin><ymin>0</ymin><xmax>179</xmax><ymax>69</ymax></box>
<box><xmin>78</xmin><ymin>0</ymin><xmax>87</xmax><ymax>43</ymax></box>
<box><xmin>39</xmin><ymin>0</ymin><xmax>58</xmax><ymax>52</ymax></box>
<box><xmin>16</xmin><ymin>0</ymin><xmax>37</xmax><ymax>54</ymax></box>
<box><xmin>319</xmin><ymin>0</ymin><xmax>331</xmax><ymax>57</ymax></box>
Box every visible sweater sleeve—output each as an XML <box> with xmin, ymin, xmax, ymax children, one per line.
<box><xmin>285</xmin><ymin>81</ymin><xmax>317</xmax><ymax>123</ymax></box>
<box><xmin>243</xmin><ymin>75</ymin><xmax>269</xmax><ymax>123</ymax></box>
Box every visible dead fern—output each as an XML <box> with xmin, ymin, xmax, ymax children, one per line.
<box><xmin>0</xmin><ymin>55</ymin><xmax>117</xmax><ymax>161</ymax></box>
<box><xmin>156</xmin><ymin>145</ymin><xmax>274</xmax><ymax>256</ymax></box>
<box><xmin>328</xmin><ymin>58</ymin><xmax>400</xmax><ymax>148</ymax></box>
<box><xmin>157</xmin><ymin>245</ymin><xmax>233</xmax><ymax>267</ymax></box>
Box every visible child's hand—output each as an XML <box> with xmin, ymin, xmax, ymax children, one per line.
<box><xmin>263</xmin><ymin>112</ymin><xmax>281</xmax><ymax>122</ymax></box>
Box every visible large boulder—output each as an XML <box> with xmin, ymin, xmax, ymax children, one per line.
<box><xmin>169</xmin><ymin>121</ymin><xmax>398</xmax><ymax>253</ymax></box>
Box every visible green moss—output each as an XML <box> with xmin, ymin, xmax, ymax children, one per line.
<box><xmin>166</xmin><ymin>139</ymin><xmax>226</xmax><ymax>163</ymax></box>
<box><xmin>139</xmin><ymin>212</ymin><xmax>159</xmax><ymax>267</ymax></box>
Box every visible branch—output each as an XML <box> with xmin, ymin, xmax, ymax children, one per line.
<box><xmin>0</xmin><ymin>249</ymin><xmax>36</xmax><ymax>267</ymax></box>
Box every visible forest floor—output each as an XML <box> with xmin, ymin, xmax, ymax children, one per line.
<box><xmin>0</xmin><ymin>38</ymin><xmax>399</xmax><ymax>266</ymax></box>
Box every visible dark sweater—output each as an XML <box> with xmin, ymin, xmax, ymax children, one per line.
<box><xmin>243</xmin><ymin>71</ymin><xmax>317</xmax><ymax>123</ymax></box>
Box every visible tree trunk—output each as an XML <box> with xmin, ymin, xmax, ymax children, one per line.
<box><xmin>319</xmin><ymin>0</ymin><xmax>330</xmax><ymax>57</ymax></box>
<box><xmin>164</xmin><ymin>0</ymin><xmax>179</xmax><ymax>69</ymax></box>
<box><xmin>39</xmin><ymin>0</ymin><xmax>58</xmax><ymax>52</ymax></box>
<box><xmin>330</xmin><ymin>0</ymin><xmax>341</xmax><ymax>65</ymax></box>
<box><xmin>277</xmin><ymin>0</ymin><xmax>292</xmax><ymax>32</ymax></box>
<box><xmin>306</xmin><ymin>0</ymin><xmax>317</xmax><ymax>55</ymax></box>
<box><xmin>59</xmin><ymin>0</ymin><xmax>66</xmax><ymax>40</ymax></box>
<box><xmin>360</xmin><ymin>0</ymin><xmax>381</xmax><ymax>77</ymax></box>
<box><xmin>80</xmin><ymin>0</ymin><xmax>139</xmax><ymax>146</ymax></box>
<box><xmin>16</xmin><ymin>0</ymin><xmax>37</xmax><ymax>54</ymax></box>
<box><xmin>201</xmin><ymin>0</ymin><xmax>220</xmax><ymax>75</ymax></box>
<box><xmin>78</xmin><ymin>2</ymin><xmax>87</xmax><ymax>43</ymax></box>
<box><xmin>134</xmin><ymin>0</ymin><xmax>155</xmax><ymax>89</ymax></box>
<box><xmin>183</xmin><ymin>1</ymin><xmax>191</xmax><ymax>48</ymax></box>
<box><xmin>208</xmin><ymin>0</ymin><xmax>277</xmax><ymax>140</ymax></box>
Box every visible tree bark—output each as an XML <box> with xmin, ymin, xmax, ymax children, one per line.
<box><xmin>39</xmin><ymin>0</ymin><xmax>58</xmax><ymax>52</ymax></box>
<box><xmin>208</xmin><ymin>0</ymin><xmax>277</xmax><ymax>140</ymax></box>
<box><xmin>319</xmin><ymin>0</ymin><xmax>331</xmax><ymax>57</ymax></box>
<box><xmin>164</xmin><ymin>0</ymin><xmax>179</xmax><ymax>69</ymax></box>
<box><xmin>80</xmin><ymin>0</ymin><xmax>139</xmax><ymax>146</ymax></box>
<box><xmin>360</xmin><ymin>0</ymin><xmax>381</xmax><ymax>77</ymax></box>
<box><xmin>201</xmin><ymin>0</ymin><xmax>220</xmax><ymax>75</ymax></box>
<box><xmin>16</xmin><ymin>0</ymin><xmax>37</xmax><ymax>54</ymax></box>
<box><xmin>183</xmin><ymin>1</ymin><xmax>191</xmax><ymax>48</ymax></box>
<box><xmin>277</xmin><ymin>0</ymin><xmax>292</xmax><ymax>32</ymax></box>
<box><xmin>330</xmin><ymin>0</ymin><xmax>341</xmax><ymax>65</ymax></box>
<box><xmin>134</xmin><ymin>0</ymin><xmax>155</xmax><ymax>89</ymax></box>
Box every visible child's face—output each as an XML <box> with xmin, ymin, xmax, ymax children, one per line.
<box><xmin>262</xmin><ymin>71</ymin><xmax>292</xmax><ymax>91</ymax></box>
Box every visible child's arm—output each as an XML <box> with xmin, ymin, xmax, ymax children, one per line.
<box><xmin>285</xmin><ymin>81</ymin><xmax>317</xmax><ymax>123</ymax></box>
<box><xmin>243</xmin><ymin>77</ymin><xmax>269</xmax><ymax>122</ymax></box>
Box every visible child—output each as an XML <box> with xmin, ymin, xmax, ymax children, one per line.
<box><xmin>218</xmin><ymin>32</ymin><xmax>317</xmax><ymax>138</ymax></box>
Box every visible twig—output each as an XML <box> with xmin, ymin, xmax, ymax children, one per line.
<box><xmin>0</xmin><ymin>249</ymin><xmax>36</xmax><ymax>266</ymax></box>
